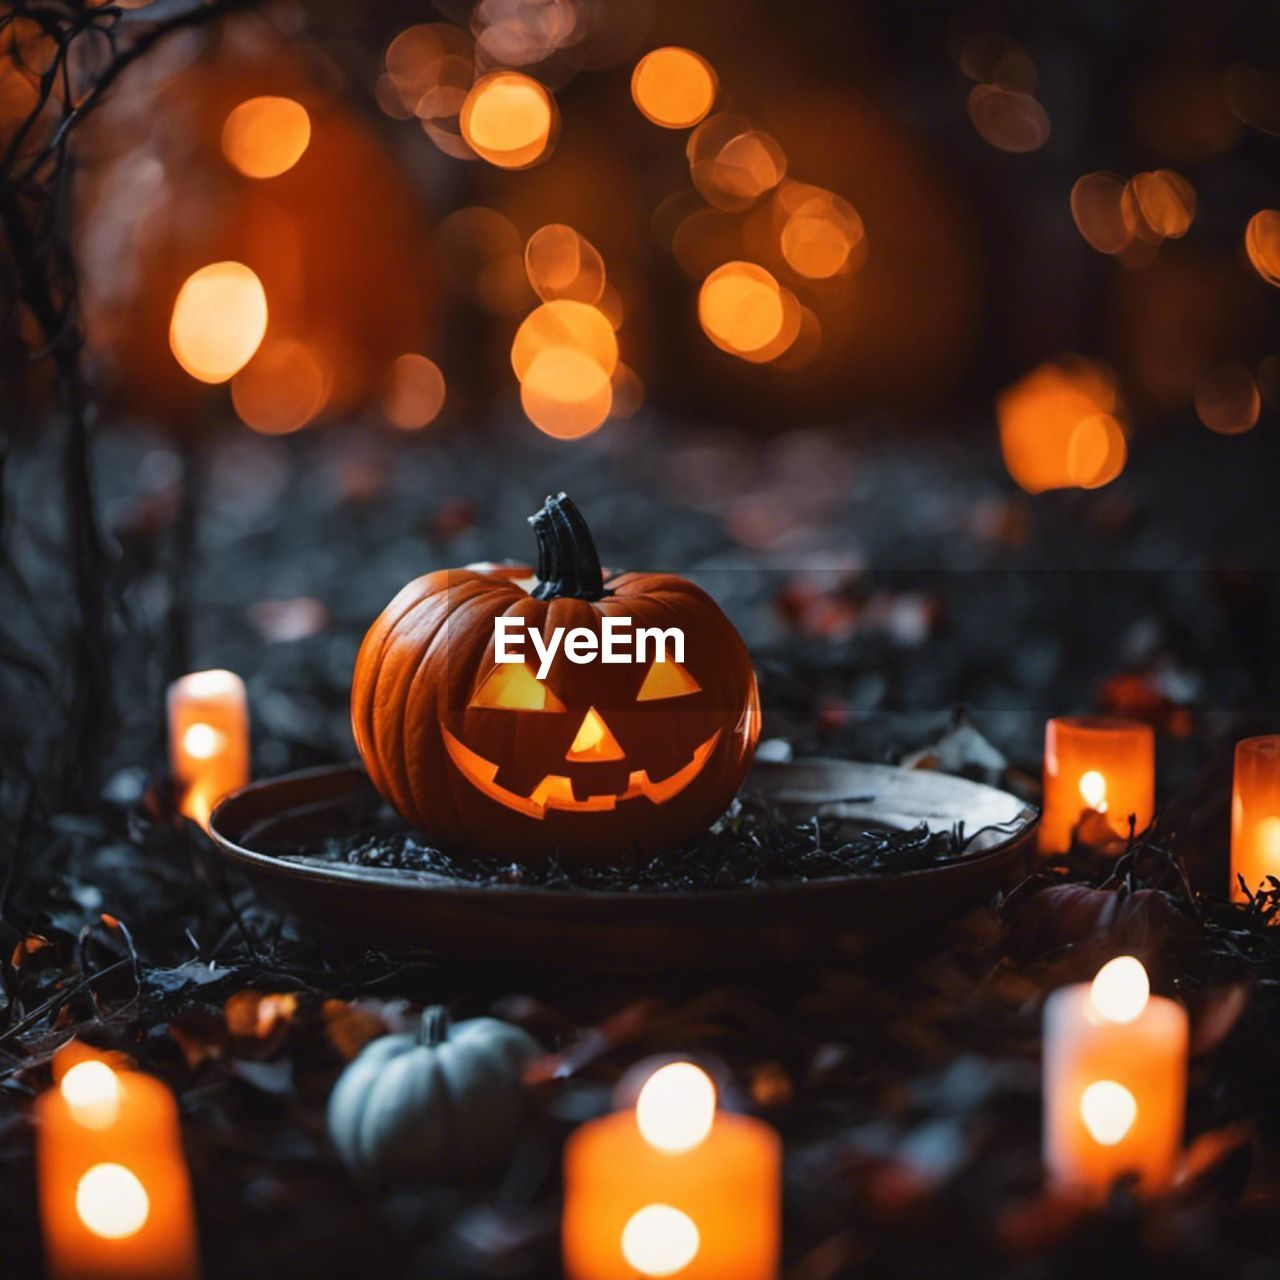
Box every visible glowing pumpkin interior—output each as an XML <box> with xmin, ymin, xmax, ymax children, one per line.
<box><xmin>442</xmin><ymin>658</ymin><xmax>740</xmax><ymax>818</ymax></box>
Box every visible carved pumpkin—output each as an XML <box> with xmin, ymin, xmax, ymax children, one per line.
<box><xmin>351</xmin><ymin>494</ymin><xmax>760</xmax><ymax>863</ymax></box>
<box><xmin>327</xmin><ymin>1007</ymin><xmax>539</xmax><ymax>1182</ymax></box>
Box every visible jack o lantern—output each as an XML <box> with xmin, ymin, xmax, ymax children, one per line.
<box><xmin>352</xmin><ymin>494</ymin><xmax>760</xmax><ymax>863</ymax></box>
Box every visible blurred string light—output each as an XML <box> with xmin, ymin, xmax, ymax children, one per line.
<box><xmin>1224</xmin><ymin>65</ymin><xmax>1280</xmax><ymax>137</ymax></box>
<box><xmin>432</xmin><ymin>206</ymin><xmax>532</xmax><ymax>314</ymax></box>
<box><xmin>512</xmin><ymin>228</ymin><xmax>636</xmax><ymax>437</ymax></box>
<box><xmin>382</xmin><ymin>353</ymin><xmax>447</xmax><ymax>429</ymax></box>
<box><xmin>689</xmin><ymin>117</ymin><xmax>787</xmax><ymax>210</ymax></box>
<box><xmin>378</xmin><ymin>22</ymin><xmax>561</xmax><ymax>169</ymax></box>
<box><xmin>230</xmin><ymin>338</ymin><xmax>328</xmax><ymax>433</ymax></box>
<box><xmin>775</xmin><ymin>182</ymin><xmax>864</xmax><ymax>279</ymax></box>
<box><xmin>967</xmin><ymin>84</ymin><xmax>1050</xmax><ymax>152</ymax></box>
<box><xmin>382</xmin><ymin>23</ymin><xmax>477</xmax><ymax>159</ymax></box>
<box><xmin>1245</xmin><ymin>210</ymin><xmax>1280</xmax><ymax>287</ymax></box>
<box><xmin>168</xmin><ymin>262</ymin><xmax>267</xmax><ymax>384</ymax></box>
<box><xmin>471</xmin><ymin>0</ymin><xmax>582</xmax><ymax>70</ymax></box>
<box><xmin>631</xmin><ymin>46</ymin><xmax>717</xmax><ymax>128</ymax></box>
<box><xmin>997</xmin><ymin>359</ymin><xmax>1128</xmax><ymax>494</ymax></box>
<box><xmin>460</xmin><ymin>71</ymin><xmax>557</xmax><ymax>169</ymax></box>
<box><xmin>525</xmin><ymin>223</ymin><xmax>606</xmax><ymax>303</ymax></box>
<box><xmin>1070</xmin><ymin>169</ymin><xmax>1195</xmax><ymax>261</ymax></box>
<box><xmin>1195</xmin><ymin>364</ymin><xmax>1261</xmax><ymax>435</ymax></box>
<box><xmin>221</xmin><ymin>96</ymin><xmax>311</xmax><ymax>178</ymax></box>
<box><xmin>953</xmin><ymin>32</ymin><xmax>1050</xmax><ymax>152</ymax></box>
<box><xmin>1122</xmin><ymin>170</ymin><xmax>1195</xmax><ymax>240</ymax></box>
<box><xmin>629</xmin><ymin>46</ymin><xmax>863</xmax><ymax>371</ymax></box>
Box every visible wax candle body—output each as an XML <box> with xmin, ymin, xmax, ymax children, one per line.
<box><xmin>1040</xmin><ymin>716</ymin><xmax>1154</xmax><ymax>854</ymax></box>
<box><xmin>1043</xmin><ymin>984</ymin><xmax>1187</xmax><ymax>1200</ymax></box>
<box><xmin>563</xmin><ymin>1109</ymin><xmax>780</xmax><ymax>1280</ymax></box>
<box><xmin>167</xmin><ymin>669</ymin><xmax>249</xmax><ymax>829</ymax></box>
<box><xmin>37</xmin><ymin>1071</ymin><xmax>199</xmax><ymax>1280</ymax></box>
<box><xmin>1231</xmin><ymin>735</ymin><xmax>1280</xmax><ymax>900</ymax></box>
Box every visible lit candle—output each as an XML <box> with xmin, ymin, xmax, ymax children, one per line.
<box><xmin>1043</xmin><ymin>956</ymin><xmax>1187</xmax><ymax>1201</ymax></box>
<box><xmin>563</xmin><ymin>1062</ymin><xmax>780</xmax><ymax>1280</ymax></box>
<box><xmin>37</xmin><ymin>1062</ymin><xmax>199</xmax><ymax>1280</ymax></box>
<box><xmin>1040</xmin><ymin>716</ymin><xmax>1154</xmax><ymax>854</ymax></box>
<box><xmin>167</xmin><ymin>669</ymin><xmax>249</xmax><ymax>830</ymax></box>
<box><xmin>1231</xmin><ymin>735</ymin><xmax>1280</xmax><ymax>901</ymax></box>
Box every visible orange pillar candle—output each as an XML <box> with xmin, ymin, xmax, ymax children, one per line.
<box><xmin>167</xmin><ymin>669</ymin><xmax>249</xmax><ymax>830</ymax></box>
<box><xmin>563</xmin><ymin>1062</ymin><xmax>780</xmax><ymax>1280</ymax></box>
<box><xmin>1043</xmin><ymin>956</ymin><xmax>1187</xmax><ymax>1202</ymax></box>
<box><xmin>37</xmin><ymin>1062</ymin><xmax>199</xmax><ymax>1280</ymax></box>
<box><xmin>1040</xmin><ymin>716</ymin><xmax>1154</xmax><ymax>854</ymax></box>
<box><xmin>1231</xmin><ymin>735</ymin><xmax>1280</xmax><ymax>900</ymax></box>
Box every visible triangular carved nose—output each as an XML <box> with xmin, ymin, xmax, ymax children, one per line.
<box><xmin>565</xmin><ymin>707</ymin><xmax>625</xmax><ymax>762</ymax></box>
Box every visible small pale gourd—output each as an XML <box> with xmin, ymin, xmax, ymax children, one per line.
<box><xmin>326</xmin><ymin>1006</ymin><xmax>540</xmax><ymax>1182</ymax></box>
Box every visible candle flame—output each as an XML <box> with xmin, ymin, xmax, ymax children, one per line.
<box><xmin>76</xmin><ymin>1163</ymin><xmax>150</xmax><ymax>1240</ymax></box>
<box><xmin>60</xmin><ymin>1061</ymin><xmax>121</xmax><ymax>1131</ymax></box>
<box><xmin>635</xmin><ymin>1062</ymin><xmax>716</xmax><ymax>1154</ymax></box>
<box><xmin>620</xmin><ymin>1204</ymin><xmax>700</xmax><ymax>1277</ymax></box>
<box><xmin>1079</xmin><ymin>1080</ymin><xmax>1138</xmax><ymax>1147</ymax></box>
<box><xmin>1078</xmin><ymin>769</ymin><xmax>1108</xmax><ymax>812</ymax></box>
<box><xmin>1090</xmin><ymin>955</ymin><xmax>1150</xmax><ymax>1024</ymax></box>
<box><xmin>175</xmin><ymin>669</ymin><xmax>243</xmax><ymax>700</ymax></box>
<box><xmin>182</xmin><ymin>722</ymin><xmax>225</xmax><ymax>760</ymax></box>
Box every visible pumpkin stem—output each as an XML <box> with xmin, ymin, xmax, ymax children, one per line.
<box><xmin>419</xmin><ymin>1006</ymin><xmax>450</xmax><ymax>1048</ymax></box>
<box><xmin>529</xmin><ymin>493</ymin><xmax>606</xmax><ymax>601</ymax></box>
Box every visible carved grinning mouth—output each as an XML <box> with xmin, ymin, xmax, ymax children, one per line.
<box><xmin>441</xmin><ymin>728</ymin><xmax>722</xmax><ymax>818</ymax></box>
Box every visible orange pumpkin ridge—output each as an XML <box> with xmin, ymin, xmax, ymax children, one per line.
<box><xmin>351</xmin><ymin>494</ymin><xmax>761</xmax><ymax>864</ymax></box>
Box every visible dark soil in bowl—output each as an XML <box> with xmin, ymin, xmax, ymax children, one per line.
<box><xmin>273</xmin><ymin>791</ymin><xmax>981</xmax><ymax>892</ymax></box>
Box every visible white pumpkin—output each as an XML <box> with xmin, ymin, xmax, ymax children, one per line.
<box><xmin>327</xmin><ymin>1006</ymin><xmax>540</xmax><ymax>1182</ymax></box>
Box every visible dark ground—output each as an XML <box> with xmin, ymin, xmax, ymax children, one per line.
<box><xmin>2</xmin><ymin>409</ymin><xmax>1280</xmax><ymax>1278</ymax></box>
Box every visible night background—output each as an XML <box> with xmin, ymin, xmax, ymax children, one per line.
<box><xmin>2</xmin><ymin>0</ymin><xmax>1280</xmax><ymax>1276</ymax></box>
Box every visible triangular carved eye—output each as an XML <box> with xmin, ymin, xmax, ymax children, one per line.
<box><xmin>636</xmin><ymin>659</ymin><xmax>701</xmax><ymax>701</ymax></box>
<box><xmin>471</xmin><ymin>663</ymin><xmax>566</xmax><ymax>712</ymax></box>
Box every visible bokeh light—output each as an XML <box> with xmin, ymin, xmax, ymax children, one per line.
<box><xmin>460</xmin><ymin>71</ymin><xmax>556</xmax><ymax>169</ymax></box>
<box><xmin>1090</xmin><ymin>956</ymin><xmax>1150</xmax><ymax>1024</ymax></box>
<box><xmin>779</xmin><ymin>186</ymin><xmax>864</xmax><ymax>278</ymax></box>
<box><xmin>168</xmin><ymin>262</ymin><xmax>268</xmax><ymax>384</ymax></box>
<box><xmin>60</xmin><ymin>1060</ymin><xmax>121</xmax><ymax>1130</ymax></box>
<box><xmin>1195</xmin><ymin>364</ymin><xmax>1261</xmax><ymax>435</ymax></box>
<box><xmin>998</xmin><ymin>359</ymin><xmax>1128</xmax><ymax>494</ymax></box>
<box><xmin>231</xmin><ymin>338</ymin><xmax>328</xmax><ymax>434</ymax></box>
<box><xmin>1070</xmin><ymin>173</ymin><xmax>1131</xmax><ymax>255</ymax></box>
<box><xmin>221</xmin><ymin>97</ymin><xmax>311</xmax><ymax>179</ymax></box>
<box><xmin>1123</xmin><ymin>170</ymin><xmax>1195</xmax><ymax>240</ymax></box>
<box><xmin>620</xmin><ymin>1204</ymin><xmax>700</xmax><ymax>1277</ymax></box>
<box><xmin>1079</xmin><ymin>1081</ymin><xmax>1139</xmax><ymax>1147</ymax></box>
<box><xmin>520</xmin><ymin>346</ymin><xmax>613</xmax><ymax>439</ymax></box>
<box><xmin>635</xmin><ymin>1062</ymin><xmax>716</xmax><ymax>1153</ymax></box>
<box><xmin>76</xmin><ymin>1164</ymin><xmax>150</xmax><ymax>1240</ymax></box>
<box><xmin>698</xmin><ymin>262</ymin><xmax>785</xmax><ymax>357</ymax></box>
<box><xmin>1224</xmin><ymin>64</ymin><xmax>1280</xmax><ymax>138</ymax></box>
<box><xmin>473</xmin><ymin>0</ymin><xmax>580</xmax><ymax>69</ymax></box>
<box><xmin>433</xmin><ymin>207</ymin><xmax>532</xmax><ymax>314</ymax></box>
<box><xmin>525</xmin><ymin>224</ymin><xmax>606</xmax><ymax>304</ymax></box>
<box><xmin>631</xmin><ymin>47</ymin><xmax>716</xmax><ymax>129</ymax></box>
<box><xmin>1245</xmin><ymin>210</ymin><xmax>1280</xmax><ymax>287</ymax></box>
<box><xmin>512</xmin><ymin>299</ymin><xmax>618</xmax><ymax>380</ymax></box>
<box><xmin>967</xmin><ymin>84</ymin><xmax>1050</xmax><ymax>152</ymax></box>
<box><xmin>688</xmin><ymin>114</ymin><xmax>786</xmax><ymax>211</ymax></box>
<box><xmin>383</xmin><ymin>23</ymin><xmax>477</xmax><ymax>159</ymax></box>
<box><xmin>382</xmin><ymin>354</ymin><xmax>446</xmax><ymax>429</ymax></box>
